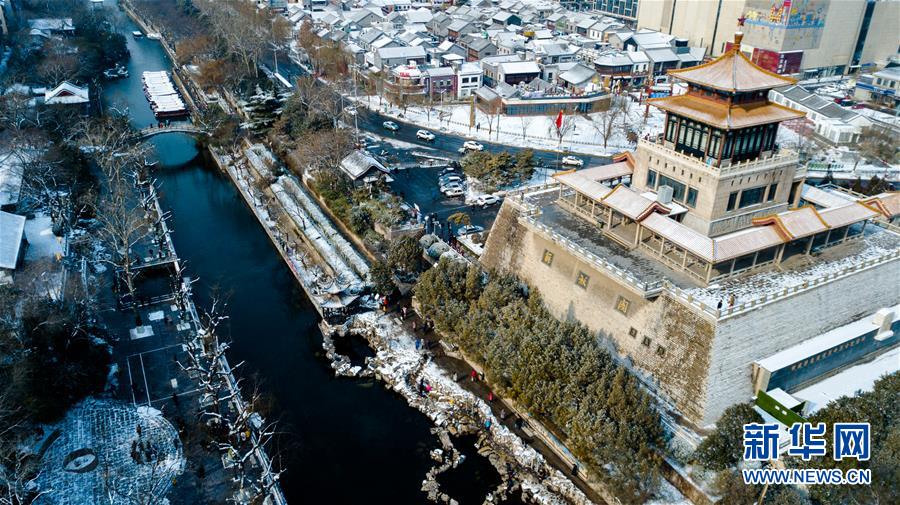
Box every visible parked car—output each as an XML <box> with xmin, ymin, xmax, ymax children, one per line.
<box><xmin>473</xmin><ymin>194</ymin><xmax>500</xmax><ymax>208</ymax></box>
<box><xmin>439</xmin><ymin>174</ymin><xmax>462</xmax><ymax>185</ymax></box>
<box><xmin>561</xmin><ymin>156</ymin><xmax>584</xmax><ymax>167</ymax></box>
<box><xmin>441</xmin><ymin>182</ymin><xmax>464</xmax><ymax>194</ymax></box>
<box><xmin>343</xmin><ymin>106</ymin><xmax>358</xmax><ymax>116</ymax></box>
<box><xmin>457</xmin><ymin>225</ymin><xmax>485</xmax><ymax>236</ymax></box>
<box><xmin>416</xmin><ymin>129</ymin><xmax>436</xmax><ymax>141</ymax></box>
<box><xmin>439</xmin><ymin>167</ymin><xmax>456</xmax><ymax>175</ymax></box>
<box><xmin>443</xmin><ymin>187</ymin><xmax>465</xmax><ymax>197</ymax></box>
<box><xmin>462</xmin><ymin>140</ymin><xmax>484</xmax><ymax>151</ymax></box>
<box><xmin>382</xmin><ymin>121</ymin><xmax>399</xmax><ymax>131</ymax></box>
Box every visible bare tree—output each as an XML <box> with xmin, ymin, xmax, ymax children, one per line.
<box><xmin>78</xmin><ymin>119</ymin><xmax>155</xmax><ymax>315</ymax></box>
<box><xmin>518</xmin><ymin>116</ymin><xmax>533</xmax><ymax>141</ymax></box>
<box><xmin>590</xmin><ymin>100</ymin><xmax>626</xmax><ymax>149</ymax></box>
<box><xmin>549</xmin><ymin>112</ymin><xmax>576</xmax><ymax>148</ymax></box>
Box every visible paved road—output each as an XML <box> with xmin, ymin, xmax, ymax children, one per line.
<box><xmin>264</xmin><ymin>52</ymin><xmax>612</xmax><ymax>167</ymax></box>
<box><xmin>263</xmin><ymin>51</ymin><xmax>605</xmax><ymax>239</ymax></box>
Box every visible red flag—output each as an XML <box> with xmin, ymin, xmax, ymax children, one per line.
<box><xmin>555</xmin><ymin>109</ymin><xmax>563</xmax><ymax>130</ymax></box>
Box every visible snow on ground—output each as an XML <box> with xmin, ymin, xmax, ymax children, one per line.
<box><xmin>35</xmin><ymin>399</ymin><xmax>185</xmax><ymax>505</ymax></box>
<box><xmin>22</xmin><ymin>212</ymin><xmax>65</xmax><ymax>298</ymax></box>
<box><xmin>245</xmin><ymin>144</ymin><xmax>370</xmax><ymax>281</ymax></box>
<box><xmin>216</xmin><ymin>149</ymin><xmax>323</xmax><ymax>291</ymax></box>
<box><xmin>354</xmin><ymin>311</ymin><xmax>596</xmax><ymax>505</ymax></box>
<box><xmin>24</xmin><ymin>212</ymin><xmax>63</xmax><ymax>261</ymax></box>
<box><xmin>794</xmin><ymin>346</ymin><xmax>900</xmax><ymax>414</ymax></box>
<box><xmin>351</xmin><ymin>95</ymin><xmax>665</xmax><ymax>157</ymax></box>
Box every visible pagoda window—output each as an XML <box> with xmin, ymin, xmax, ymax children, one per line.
<box><xmin>710</xmin><ymin>130</ymin><xmax>722</xmax><ymax>158</ymax></box>
<box><xmin>727</xmin><ymin>191</ymin><xmax>738</xmax><ymax>211</ymax></box>
<box><xmin>666</xmin><ymin>115</ymin><xmax>678</xmax><ymax>142</ymax></box>
<box><xmin>750</xmin><ymin>129</ymin><xmax>761</xmax><ymax>152</ymax></box>
<box><xmin>686</xmin><ymin>187</ymin><xmax>698</xmax><ymax>208</ymax></box>
<box><xmin>658</xmin><ymin>174</ymin><xmax>686</xmax><ymax>202</ymax></box>
<box><xmin>739</xmin><ymin>186</ymin><xmax>765</xmax><ymax>208</ymax></box>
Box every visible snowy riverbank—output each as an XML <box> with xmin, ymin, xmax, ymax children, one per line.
<box><xmin>327</xmin><ymin>312</ymin><xmax>599</xmax><ymax>505</ymax></box>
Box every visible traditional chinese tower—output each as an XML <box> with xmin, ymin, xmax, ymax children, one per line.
<box><xmin>632</xmin><ymin>31</ymin><xmax>806</xmax><ymax>236</ymax></box>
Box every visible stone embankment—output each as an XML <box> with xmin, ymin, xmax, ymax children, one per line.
<box><xmin>322</xmin><ymin>313</ymin><xmax>595</xmax><ymax>505</ymax></box>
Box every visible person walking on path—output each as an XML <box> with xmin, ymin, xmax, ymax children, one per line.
<box><xmin>470</xmin><ymin>370</ymin><xmax>477</xmax><ymax>382</ymax></box>
<box><xmin>487</xmin><ymin>392</ymin><xmax>494</xmax><ymax>402</ymax></box>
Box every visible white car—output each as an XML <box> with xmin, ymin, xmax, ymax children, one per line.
<box><xmin>561</xmin><ymin>156</ymin><xmax>584</xmax><ymax>167</ymax></box>
<box><xmin>457</xmin><ymin>225</ymin><xmax>485</xmax><ymax>236</ymax></box>
<box><xmin>441</xmin><ymin>181</ymin><xmax>464</xmax><ymax>193</ymax></box>
<box><xmin>382</xmin><ymin>121</ymin><xmax>399</xmax><ymax>131</ymax></box>
<box><xmin>343</xmin><ymin>106</ymin><xmax>358</xmax><ymax>116</ymax></box>
<box><xmin>416</xmin><ymin>129</ymin><xmax>436</xmax><ymax>141</ymax></box>
<box><xmin>474</xmin><ymin>194</ymin><xmax>500</xmax><ymax>208</ymax></box>
<box><xmin>462</xmin><ymin>140</ymin><xmax>484</xmax><ymax>152</ymax></box>
<box><xmin>443</xmin><ymin>187</ymin><xmax>465</xmax><ymax>197</ymax></box>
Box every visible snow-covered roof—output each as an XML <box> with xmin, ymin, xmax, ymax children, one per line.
<box><xmin>376</xmin><ymin>45</ymin><xmax>426</xmax><ymax>60</ymax></box>
<box><xmin>756</xmin><ymin>304</ymin><xmax>900</xmax><ymax>373</ymax></box>
<box><xmin>602</xmin><ymin>184</ymin><xmax>666</xmax><ymax>221</ymax></box>
<box><xmin>594</xmin><ymin>51</ymin><xmax>632</xmax><ymax>67</ymax></box>
<box><xmin>794</xmin><ymin>345</ymin><xmax>900</xmax><ymax>414</ymax></box>
<box><xmin>499</xmin><ymin>61</ymin><xmax>541</xmax><ymax>75</ymax></box>
<box><xmin>0</xmin><ymin>210</ymin><xmax>26</xmax><ymax>269</ymax></box>
<box><xmin>800</xmin><ymin>184</ymin><xmax>858</xmax><ymax>209</ymax></box>
<box><xmin>630</xmin><ymin>29</ymin><xmax>674</xmax><ymax>49</ymax></box>
<box><xmin>817</xmin><ymin>202</ymin><xmax>879</xmax><ymax>229</ymax></box>
<box><xmin>863</xmin><ymin>192</ymin><xmax>900</xmax><ymax>219</ymax></box>
<box><xmin>559</xmin><ymin>64</ymin><xmax>595</xmax><ymax>85</ymax></box>
<box><xmin>28</xmin><ymin>18</ymin><xmax>74</xmax><ymax>32</ymax></box>
<box><xmin>340</xmin><ymin>150</ymin><xmax>389</xmax><ymax>180</ymax></box>
<box><xmin>44</xmin><ymin>81</ymin><xmax>89</xmax><ymax>105</ymax></box>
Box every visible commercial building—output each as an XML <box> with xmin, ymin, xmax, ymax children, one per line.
<box><xmin>637</xmin><ymin>0</ymin><xmax>900</xmax><ymax>77</ymax></box>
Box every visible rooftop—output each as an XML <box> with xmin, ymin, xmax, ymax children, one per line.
<box><xmin>648</xmin><ymin>93</ymin><xmax>805</xmax><ymax>130</ymax></box>
<box><xmin>517</xmin><ymin>186</ymin><xmax>900</xmax><ymax>315</ymax></box>
<box><xmin>0</xmin><ymin>210</ymin><xmax>26</xmax><ymax>269</ymax></box>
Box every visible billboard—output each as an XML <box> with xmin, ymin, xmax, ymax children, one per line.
<box><xmin>742</xmin><ymin>0</ymin><xmax>828</xmax><ymax>52</ymax></box>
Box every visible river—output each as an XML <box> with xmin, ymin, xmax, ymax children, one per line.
<box><xmin>102</xmin><ymin>6</ymin><xmax>512</xmax><ymax>504</ymax></box>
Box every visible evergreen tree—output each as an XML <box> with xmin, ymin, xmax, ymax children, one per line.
<box><xmin>695</xmin><ymin>402</ymin><xmax>763</xmax><ymax>470</ymax></box>
<box><xmin>387</xmin><ymin>235</ymin><xmax>422</xmax><ymax>276</ymax></box>
<box><xmin>369</xmin><ymin>260</ymin><xmax>395</xmax><ymax>296</ymax></box>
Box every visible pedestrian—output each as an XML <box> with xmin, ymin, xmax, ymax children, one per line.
<box><xmin>402</xmin><ymin>306</ymin><xmax>408</xmax><ymax>319</ymax></box>
<box><xmin>500</xmin><ymin>408</ymin><xmax>507</xmax><ymax>420</ymax></box>
<box><xmin>480</xmin><ymin>372</ymin><xmax>485</xmax><ymax>381</ymax></box>
<box><xmin>484</xmin><ymin>419</ymin><xmax>491</xmax><ymax>430</ymax></box>
<box><xmin>571</xmin><ymin>463</ymin><xmax>578</xmax><ymax>476</ymax></box>
<box><xmin>728</xmin><ymin>293</ymin><xmax>736</xmax><ymax>307</ymax></box>
<box><xmin>717</xmin><ymin>299</ymin><xmax>723</xmax><ymax>310</ymax></box>
<box><xmin>415</xmin><ymin>338</ymin><xmax>421</xmax><ymax>350</ymax></box>
<box><xmin>172</xmin><ymin>392</ymin><xmax>179</xmax><ymax>406</ymax></box>
<box><xmin>413</xmin><ymin>320</ymin><xmax>418</xmax><ymax>332</ymax></box>
<box><xmin>487</xmin><ymin>392</ymin><xmax>494</xmax><ymax>402</ymax></box>
<box><xmin>425</xmin><ymin>384</ymin><xmax>432</xmax><ymax>393</ymax></box>
<box><xmin>136</xmin><ymin>424</ymin><xmax>142</xmax><ymax>437</ymax></box>
<box><xmin>470</xmin><ymin>370</ymin><xmax>477</xmax><ymax>382</ymax></box>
